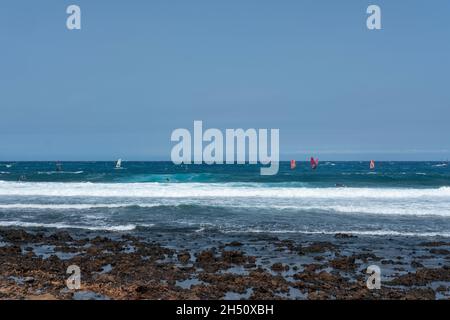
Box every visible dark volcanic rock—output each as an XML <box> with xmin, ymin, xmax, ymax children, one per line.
<box><xmin>411</xmin><ymin>261</ymin><xmax>424</xmax><ymax>269</ymax></box>
<box><xmin>419</xmin><ymin>241</ymin><xmax>450</xmax><ymax>247</ymax></box>
<box><xmin>0</xmin><ymin>227</ymin><xmax>446</xmax><ymax>300</ymax></box>
<box><xmin>334</xmin><ymin>233</ymin><xmax>357</xmax><ymax>239</ymax></box>
<box><xmin>298</xmin><ymin>242</ymin><xmax>337</xmax><ymax>255</ymax></box>
<box><xmin>177</xmin><ymin>251</ymin><xmax>191</xmax><ymax>264</ymax></box>
<box><xmin>221</xmin><ymin>250</ymin><xmax>247</xmax><ymax>265</ymax></box>
<box><xmin>429</xmin><ymin>248</ymin><xmax>450</xmax><ymax>255</ymax></box>
<box><xmin>270</xmin><ymin>263</ymin><xmax>289</xmax><ymax>272</ymax></box>
<box><xmin>48</xmin><ymin>231</ymin><xmax>73</xmax><ymax>242</ymax></box>
<box><xmin>226</xmin><ymin>241</ymin><xmax>243</xmax><ymax>247</ymax></box>
<box><xmin>196</xmin><ymin>250</ymin><xmax>216</xmax><ymax>264</ymax></box>
<box><xmin>330</xmin><ymin>256</ymin><xmax>357</xmax><ymax>271</ymax></box>
<box><xmin>387</xmin><ymin>267</ymin><xmax>450</xmax><ymax>287</ymax></box>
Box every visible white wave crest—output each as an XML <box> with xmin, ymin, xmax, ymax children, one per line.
<box><xmin>224</xmin><ymin>229</ymin><xmax>450</xmax><ymax>237</ymax></box>
<box><xmin>0</xmin><ymin>203</ymin><xmax>160</xmax><ymax>210</ymax></box>
<box><xmin>0</xmin><ymin>220</ymin><xmax>137</xmax><ymax>231</ymax></box>
<box><xmin>0</xmin><ymin>181</ymin><xmax>449</xmax><ymax>199</ymax></box>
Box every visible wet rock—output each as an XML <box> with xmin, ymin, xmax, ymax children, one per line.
<box><xmin>298</xmin><ymin>242</ymin><xmax>337</xmax><ymax>255</ymax></box>
<box><xmin>308</xmin><ymin>290</ymin><xmax>329</xmax><ymax>300</ymax></box>
<box><xmin>436</xmin><ymin>285</ymin><xmax>447</xmax><ymax>293</ymax></box>
<box><xmin>314</xmin><ymin>256</ymin><xmax>325</xmax><ymax>261</ymax></box>
<box><xmin>0</xmin><ymin>227</ymin><xmax>445</xmax><ymax>300</ymax></box>
<box><xmin>49</xmin><ymin>231</ymin><xmax>73</xmax><ymax>242</ymax></box>
<box><xmin>430</xmin><ymin>248</ymin><xmax>450</xmax><ymax>255</ymax></box>
<box><xmin>177</xmin><ymin>251</ymin><xmax>191</xmax><ymax>264</ymax></box>
<box><xmin>26</xmin><ymin>293</ymin><xmax>58</xmax><ymax>300</ymax></box>
<box><xmin>0</xmin><ymin>229</ymin><xmax>33</xmax><ymax>243</ymax></box>
<box><xmin>419</xmin><ymin>241</ymin><xmax>450</xmax><ymax>247</ymax></box>
<box><xmin>404</xmin><ymin>288</ymin><xmax>435</xmax><ymax>300</ymax></box>
<box><xmin>135</xmin><ymin>285</ymin><xmax>150</xmax><ymax>294</ymax></box>
<box><xmin>196</xmin><ymin>250</ymin><xmax>216</xmax><ymax>264</ymax></box>
<box><xmin>23</xmin><ymin>277</ymin><xmax>35</xmax><ymax>283</ymax></box>
<box><xmin>387</xmin><ymin>267</ymin><xmax>450</xmax><ymax>286</ymax></box>
<box><xmin>411</xmin><ymin>261</ymin><xmax>424</xmax><ymax>269</ymax></box>
<box><xmin>352</xmin><ymin>253</ymin><xmax>381</xmax><ymax>263</ymax></box>
<box><xmin>334</xmin><ymin>233</ymin><xmax>357</xmax><ymax>239</ymax></box>
<box><xmin>221</xmin><ymin>250</ymin><xmax>247</xmax><ymax>265</ymax></box>
<box><xmin>303</xmin><ymin>264</ymin><xmax>324</xmax><ymax>273</ymax></box>
<box><xmin>274</xmin><ymin>240</ymin><xmax>296</xmax><ymax>252</ymax></box>
<box><xmin>226</xmin><ymin>241</ymin><xmax>243</xmax><ymax>247</ymax></box>
<box><xmin>330</xmin><ymin>256</ymin><xmax>357</xmax><ymax>271</ymax></box>
<box><xmin>270</xmin><ymin>263</ymin><xmax>289</xmax><ymax>272</ymax></box>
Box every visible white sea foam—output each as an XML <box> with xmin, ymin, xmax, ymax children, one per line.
<box><xmin>2</xmin><ymin>202</ymin><xmax>448</xmax><ymax>217</ymax></box>
<box><xmin>0</xmin><ymin>220</ymin><xmax>137</xmax><ymax>231</ymax></box>
<box><xmin>0</xmin><ymin>203</ymin><xmax>160</xmax><ymax>210</ymax></box>
<box><xmin>224</xmin><ymin>204</ymin><xmax>450</xmax><ymax>217</ymax></box>
<box><xmin>225</xmin><ymin>229</ymin><xmax>450</xmax><ymax>237</ymax></box>
<box><xmin>0</xmin><ymin>182</ymin><xmax>449</xmax><ymax>218</ymax></box>
<box><xmin>37</xmin><ymin>171</ymin><xmax>84</xmax><ymax>175</ymax></box>
<box><xmin>0</xmin><ymin>181</ymin><xmax>449</xmax><ymax>199</ymax></box>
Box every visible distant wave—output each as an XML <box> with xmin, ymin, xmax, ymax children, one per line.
<box><xmin>0</xmin><ymin>203</ymin><xmax>160</xmax><ymax>210</ymax></box>
<box><xmin>0</xmin><ymin>202</ymin><xmax>449</xmax><ymax>217</ymax></box>
<box><xmin>0</xmin><ymin>181</ymin><xmax>449</xmax><ymax>199</ymax></box>
<box><xmin>37</xmin><ymin>171</ymin><xmax>84</xmax><ymax>175</ymax></box>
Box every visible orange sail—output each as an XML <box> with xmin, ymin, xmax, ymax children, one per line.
<box><xmin>370</xmin><ymin>160</ymin><xmax>375</xmax><ymax>170</ymax></box>
<box><xmin>290</xmin><ymin>160</ymin><xmax>296</xmax><ymax>170</ymax></box>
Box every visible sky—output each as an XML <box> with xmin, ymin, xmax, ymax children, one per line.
<box><xmin>0</xmin><ymin>0</ymin><xmax>449</xmax><ymax>161</ymax></box>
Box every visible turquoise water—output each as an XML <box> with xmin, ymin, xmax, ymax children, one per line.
<box><xmin>0</xmin><ymin>161</ymin><xmax>449</xmax><ymax>237</ymax></box>
<box><xmin>1</xmin><ymin>161</ymin><xmax>449</xmax><ymax>187</ymax></box>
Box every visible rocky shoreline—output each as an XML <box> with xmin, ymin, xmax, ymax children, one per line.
<box><xmin>0</xmin><ymin>227</ymin><xmax>449</xmax><ymax>300</ymax></box>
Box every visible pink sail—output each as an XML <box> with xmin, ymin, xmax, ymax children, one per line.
<box><xmin>310</xmin><ymin>157</ymin><xmax>317</xmax><ymax>170</ymax></box>
<box><xmin>290</xmin><ymin>160</ymin><xmax>296</xmax><ymax>170</ymax></box>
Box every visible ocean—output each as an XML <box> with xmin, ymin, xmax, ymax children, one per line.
<box><xmin>0</xmin><ymin>161</ymin><xmax>449</xmax><ymax>238</ymax></box>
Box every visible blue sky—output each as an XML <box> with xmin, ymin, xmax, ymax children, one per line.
<box><xmin>1</xmin><ymin>0</ymin><xmax>449</xmax><ymax>160</ymax></box>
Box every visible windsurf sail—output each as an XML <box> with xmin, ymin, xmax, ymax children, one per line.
<box><xmin>370</xmin><ymin>160</ymin><xmax>375</xmax><ymax>170</ymax></box>
<box><xmin>115</xmin><ymin>159</ymin><xmax>122</xmax><ymax>169</ymax></box>
<box><xmin>290</xmin><ymin>160</ymin><xmax>296</xmax><ymax>170</ymax></box>
<box><xmin>310</xmin><ymin>157</ymin><xmax>318</xmax><ymax>170</ymax></box>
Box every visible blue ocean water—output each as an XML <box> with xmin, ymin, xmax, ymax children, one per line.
<box><xmin>0</xmin><ymin>161</ymin><xmax>449</xmax><ymax>238</ymax></box>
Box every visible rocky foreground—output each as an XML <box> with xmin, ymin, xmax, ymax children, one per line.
<box><xmin>0</xmin><ymin>228</ymin><xmax>450</xmax><ymax>300</ymax></box>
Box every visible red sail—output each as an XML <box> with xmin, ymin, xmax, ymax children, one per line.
<box><xmin>290</xmin><ymin>160</ymin><xmax>296</xmax><ymax>170</ymax></box>
<box><xmin>310</xmin><ymin>157</ymin><xmax>317</xmax><ymax>169</ymax></box>
<box><xmin>370</xmin><ymin>160</ymin><xmax>375</xmax><ymax>170</ymax></box>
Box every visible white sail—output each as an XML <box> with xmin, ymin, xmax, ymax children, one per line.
<box><xmin>115</xmin><ymin>159</ymin><xmax>122</xmax><ymax>169</ymax></box>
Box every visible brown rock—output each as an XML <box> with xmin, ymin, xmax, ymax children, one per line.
<box><xmin>177</xmin><ymin>251</ymin><xmax>191</xmax><ymax>264</ymax></box>
<box><xmin>270</xmin><ymin>263</ymin><xmax>289</xmax><ymax>272</ymax></box>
